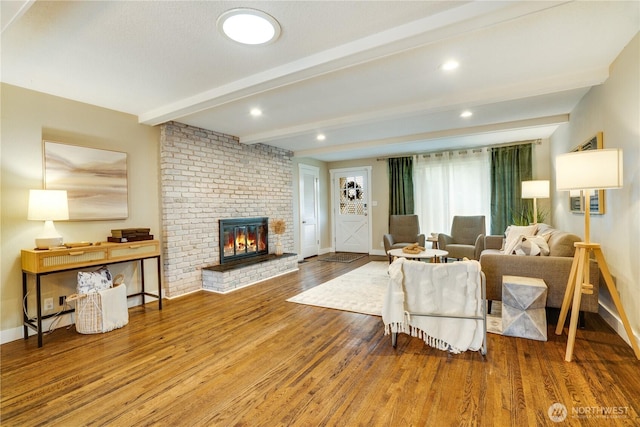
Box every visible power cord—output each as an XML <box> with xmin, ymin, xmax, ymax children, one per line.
<box><xmin>24</xmin><ymin>291</ymin><xmax>76</xmax><ymax>335</ymax></box>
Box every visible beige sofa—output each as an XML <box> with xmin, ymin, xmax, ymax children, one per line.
<box><xmin>479</xmin><ymin>224</ymin><xmax>600</xmax><ymax>313</ymax></box>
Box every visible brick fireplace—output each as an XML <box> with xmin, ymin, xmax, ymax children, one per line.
<box><xmin>159</xmin><ymin>122</ymin><xmax>296</xmax><ymax>297</ymax></box>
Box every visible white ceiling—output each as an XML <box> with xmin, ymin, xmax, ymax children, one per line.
<box><xmin>2</xmin><ymin>1</ymin><xmax>638</xmax><ymax>161</ymax></box>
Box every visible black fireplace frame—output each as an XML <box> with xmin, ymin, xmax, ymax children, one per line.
<box><xmin>219</xmin><ymin>217</ymin><xmax>269</xmax><ymax>264</ymax></box>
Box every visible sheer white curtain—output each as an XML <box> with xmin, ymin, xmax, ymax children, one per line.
<box><xmin>413</xmin><ymin>149</ymin><xmax>491</xmax><ymax>237</ymax></box>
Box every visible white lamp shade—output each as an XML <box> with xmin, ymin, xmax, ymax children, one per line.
<box><xmin>522</xmin><ymin>180</ymin><xmax>550</xmax><ymax>198</ymax></box>
<box><xmin>28</xmin><ymin>189</ymin><xmax>69</xmax><ymax>221</ymax></box>
<box><xmin>556</xmin><ymin>149</ymin><xmax>623</xmax><ymax>191</ymax></box>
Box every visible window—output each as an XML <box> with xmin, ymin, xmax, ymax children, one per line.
<box><xmin>413</xmin><ymin>150</ymin><xmax>491</xmax><ymax>236</ymax></box>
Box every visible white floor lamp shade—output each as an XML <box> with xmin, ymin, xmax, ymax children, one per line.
<box><xmin>521</xmin><ymin>180</ymin><xmax>549</xmax><ymax>224</ymax></box>
<box><xmin>555</xmin><ymin>148</ymin><xmax>622</xmax><ymax>242</ymax></box>
<box><xmin>556</xmin><ymin>149</ymin><xmax>623</xmax><ymax>190</ymax></box>
<box><xmin>28</xmin><ymin>189</ymin><xmax>69</xmax><ymax>249</ymax></box>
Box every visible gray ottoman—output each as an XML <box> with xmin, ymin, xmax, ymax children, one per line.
<box><xmin>502</xmin><ymin>275</ymin><xmax>548</xmax><ymax>341</ymax></box>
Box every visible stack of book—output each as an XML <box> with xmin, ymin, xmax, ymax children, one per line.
<box><xmin>108</xmin><ymin>228</ymin><xmax>153</xmax><ymax>243</ymax></box>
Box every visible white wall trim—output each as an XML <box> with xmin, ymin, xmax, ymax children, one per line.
<box><xmin>598</xmin><ymin>301</ymin><xmax>640</xmax><ymax>354</ymax></box>
<box><xmin>1</xmin><ymin>313</ymin><xmax>74</xmax><ymax>345</ymax></box>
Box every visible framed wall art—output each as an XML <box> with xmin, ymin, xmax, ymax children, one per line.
<box><xmin>44</xmin><ymin>140</ymin><xmax>129</xmax><ymax>220</ymax></box>
<box><xmin>569</xmin><ymin>132</ymin><xmax>604</xmax><ymax>215</ymax></box>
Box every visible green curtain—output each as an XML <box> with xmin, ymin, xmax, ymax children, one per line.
<box><xmin>490</xmin><ymin>144</ymin><xmax>533</xmax><ymax>234</ymax></box>
<box><xmin>388</xmin><ymin>157</ymin><xmax>414</xmax><ymax>215</ymax></box>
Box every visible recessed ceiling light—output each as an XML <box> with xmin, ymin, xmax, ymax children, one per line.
<box><xmin>460</xmin><ymin>110</ymin><xmax>473</xmax><ymax>118</ymax></box>
<box><xmin>316</xmin><ymin>134</ymin><xmax>326</xmax><ymax>141</ymax></box>
<box><xmin>217</xmin><ymin>8</ymin><xmax>281</xmax><ymax>45</ymax></box>
<box><xmin>250</xmin><ymin>108</ymin><xmax>262</xmax><ymax>117</ymax></box>
<box><xmin>441</xmin><ymin>60</ymin><xmax>459</xmax><ymax>71</ymax></box>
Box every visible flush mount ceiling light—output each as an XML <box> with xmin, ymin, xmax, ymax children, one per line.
<box><xmin>440</xmin><ymin>59</ymin><xmax>459</xmax><ymax>71</ymax></box>
<box><xmin>250</xmin><ymin>108</ymin><xmax>262</xmax><ymax>117</ymax></box>
<box><xmin>316</xmin><ymin>134</ymin><xmax>326</xmax><ymax>141</ymax></box>
<box><xmin>460</xmin><ymin>110</ymin><xmax>473</xmax><ymax>118</ymax></box>
<box><xmin>217</xmin><ymin>8</ymin><xmax>281</xmax><ymax>45</ymax></box>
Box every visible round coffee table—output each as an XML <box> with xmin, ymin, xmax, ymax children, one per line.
<box><xmin>387</xmin><ymin>248</ymin><xmax>449</xmax><ymax>263</ymax></box>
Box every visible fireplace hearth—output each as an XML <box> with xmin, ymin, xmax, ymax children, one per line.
<box><xmin>219</xmin><ymin>217</ymin><xmax>269</xmax><ymax>264</ymax></box>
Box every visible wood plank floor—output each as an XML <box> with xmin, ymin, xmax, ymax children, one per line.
<box><xmin>2</xmin><ymin>255</ymin><xmax>639</xmax><ymax>426</ymax></box>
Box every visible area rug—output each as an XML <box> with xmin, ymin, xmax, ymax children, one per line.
<box><xmin>287</xmin><ymin>261</ymin><xmax>389</xmax><ymax>315</ymax></box>
<box><xmin>319</xmin><ymin>252</ymin><xmax>368</xmax><ymax>263</ymax></box>
<box><xmin>487</xmin><ymin>301</ymin><xmax>502</xmax><ymax>335</ymax></box>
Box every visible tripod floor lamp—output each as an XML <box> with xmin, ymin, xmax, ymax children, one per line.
<box><xmin>554</xmin><ymin>148</ymin><xmax>639</xmax><ymax>361</ymax></box>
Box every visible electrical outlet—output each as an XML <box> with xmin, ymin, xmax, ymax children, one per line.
<box><xmin>44</xmin><ymin>298</ymin><xmax>54</xmax><ymax>311</ymax></box>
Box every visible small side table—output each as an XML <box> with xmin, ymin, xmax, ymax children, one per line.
<box><xmin>427</xmin><ymin>235</ymin><xmax>438</xmax><ymax>249</ymax></box>
<box><xmin>387</xmin><ymin>248</ymin><xmax>448</xmax><ymax>263</ymax></box>
<box><xmin>502</xmin><ymin>275</ymin><xmax>548</xmax><ymax>341</ymax></box>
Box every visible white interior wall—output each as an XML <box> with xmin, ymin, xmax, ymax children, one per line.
<box><xmin>550</xmin><ymin>33</ymin><xmax>639</xmax><ymax>348</ymax></box>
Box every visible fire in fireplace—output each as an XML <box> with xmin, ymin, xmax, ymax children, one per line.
<box><xmin>219</xmin><ymin>217</ymin><xmax>269</xmax><ymax>264</ymax></box>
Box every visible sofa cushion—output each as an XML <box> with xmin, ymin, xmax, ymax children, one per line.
<box><xmin>547</xmin><ymin>231</ymin><xmax>581</xmax><ymax>257</ymax></box>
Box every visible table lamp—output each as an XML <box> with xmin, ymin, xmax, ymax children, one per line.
<box><xmin>554</xmin><ymin>148</ymin><xmax>639</xmax><ymax>361</ymax></box>
<box><xmin>521</xmin><ymin>180</ymin><xmax>549</xmax><ymax>224</ymax></box>
<box><xmin>28</xmin><ymin>189</ymin><xmax>69</xmax><ymax>249</ymax></box>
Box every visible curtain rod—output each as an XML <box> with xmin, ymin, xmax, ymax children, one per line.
<box><xmin>376</xmin><ymin>138</ymin><xmax>542</xmax><ymax>161</ymax></box>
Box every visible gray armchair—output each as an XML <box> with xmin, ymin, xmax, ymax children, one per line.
<box><xmin>383</xmin><ymin>215</ymin><xmax>426</xmax><ymax>262</ymax></box>
<box><xmin>438</xmin><ymin>215</ymin><xmax>486</xmax><ymax>260</ymax></box>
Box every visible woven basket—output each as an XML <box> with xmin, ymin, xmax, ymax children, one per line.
<box><xmin>73</xmin><ymin>292</ymin><xmax>104</xmax><ymax>334</ymax></box>
<box><xmin>68</xmin><ymin>274</ymin><xmax>125</xmax><ymax>334</ymax></box>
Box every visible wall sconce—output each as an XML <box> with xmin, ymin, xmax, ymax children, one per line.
<box><xmin>28</xmin><ymin>189</ymin><xmax>69</xmax><ymax>249</ymax></box>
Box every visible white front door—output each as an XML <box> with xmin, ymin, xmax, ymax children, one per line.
<box><xmin>299</xmin><ymin>164</ymin><xmax>319</xmax><ymax>259</ymax></box>
<box><xmin>331</xmin><ymin>167</ymin><xmax>370</xmax><ymax>253</ymax></box>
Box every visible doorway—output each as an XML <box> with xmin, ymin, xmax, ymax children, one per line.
<box><xmin>330</xmin><ymin>167</ymin><xmax>371</xmax><ymax>253</ymax></box>
<box><xmin>299</xmin><ymin>164</ymin><xmax>320</xmax><ymax>259</ymax></box>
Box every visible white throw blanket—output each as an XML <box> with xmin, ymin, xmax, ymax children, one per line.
<box><xmin>98</xmin><ymin>283</ymin><xmax>129</xmax><ymax>333</ymax></box>
<box><xmin>382</xmin><ymin>258</ymin><xmax>484</xmax><ymax>353</ymax></box>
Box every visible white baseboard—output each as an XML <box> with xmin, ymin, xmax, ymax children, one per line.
<box><xmin>598</xmin><ymin>301</ymin><xmax>640</xmax><ymax>353</ymax></box>
<box><xmin>1</xmin><ymin>313</ymin><xmax>75</xmax><ymax>345</ymax></box>
<box><xmin>1</xmin><ymin>298</ymin><xmax>153</xmax><ymax>345</ymax></box>
<box><xmin>164</xmin><ymin>288</ymin><xmax>201</xmax><ymax>299</ymax></box>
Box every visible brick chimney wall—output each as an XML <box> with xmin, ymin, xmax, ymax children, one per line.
<box><xmin>159</xmin><ymin>122</ymin><xmax>293</xmax><ymax>297</ymax></box>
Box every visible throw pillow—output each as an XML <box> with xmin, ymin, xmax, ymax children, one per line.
<box><xmin>503</xmin><ymin>224</ymin><xmax>538</xmax><ymax>255</ymax></box>
<box><xmin>535</xmin><ymin>223</ymin><xmax>554</xmax><ymax>236</ymax></box>
<box><xmin>513</xmin><ymin>235</ymin><xmax>550</xmax><ymax>256</ymax></box>
<box><xmin>77</xmin><ymin>266</ymin><xmax>113</xmax><ymax>294</ymax></box>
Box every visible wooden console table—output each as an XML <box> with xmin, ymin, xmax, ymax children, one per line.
<box><xmin>21</xmin><ymin>240</ymin><xmax>162</xmax><ymax>347</ymax></box>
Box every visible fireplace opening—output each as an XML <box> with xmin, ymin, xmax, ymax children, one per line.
<box><xmin>219</xmin><ymin>217</ymin><xmax>268</xmax><ymax>264</ymax></box>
